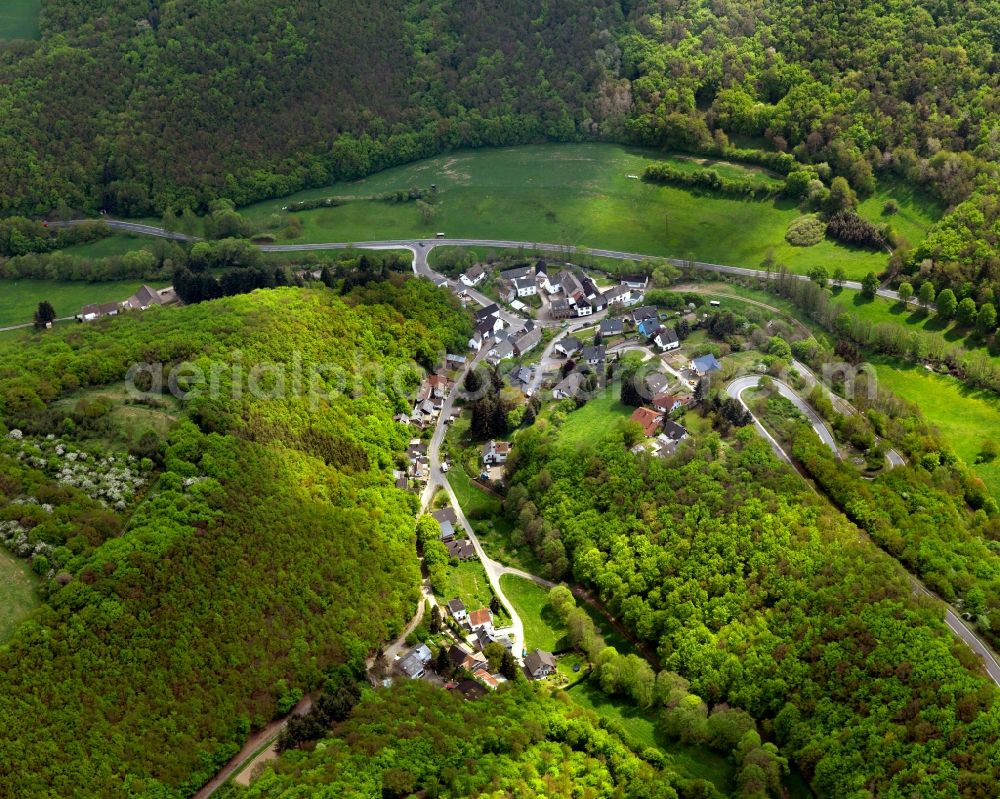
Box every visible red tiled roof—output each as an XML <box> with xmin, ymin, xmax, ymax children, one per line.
<box><xmin>630</xmin><ymin>407</ymin><xmax>664</xmax><ymax>438</ymax></box>
<box><xmin>468</xmin><ymin>608</ymin><xmax>492</xmax><ymax>627</ymax></box>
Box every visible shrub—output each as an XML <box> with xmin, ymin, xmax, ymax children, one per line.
<box><xmin>784</xmin><ymin>214</ymin><xmax>826</xmax><ymax>246</ymax></box>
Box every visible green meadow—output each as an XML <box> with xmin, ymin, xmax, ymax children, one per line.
<box><xmin>0</xmin><ymin>0</ymin><xmax>40</xmax><ymax>40</ymax></box>
<box><xmin>242</xmin><ymin>144</ymin><xmax>938</xmax><ymax>279</ymax></box>
<box><xmin>0</xmin><ymin>549</ymin><xmax>37</xmax><ymax>641</ymax></box>
<box><xmin>871</xmin><ymin>357</ymin><xmax>1000</xmax><ymax>497</ymax></box>
<box><xmin>0</xmin><ymin>279</ymin><xmax>167</xmax><ymax>329</ymax></box>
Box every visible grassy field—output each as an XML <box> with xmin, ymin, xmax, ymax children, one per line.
<box><xmin>567</xmin><ymin>680</ymin><xmax>737</xmax><ymax>792</ymax></box>
<box><xmin>240</xmin><ymin>144</ymin><xmax>938</xmax><ymax>279</ymax></box>
<box><xmin>870</xmin><ymin>358</ymin><xmax>1000</xmax><ymax>497</ymax></box>
<box><xmin>51</xmin><ymin>385</ymin><xmax>182</xmax><ymax>452</ymax></box>
<box><xmin>830</xmin><ymin>288</ymin><xmax>1000</xmax><ymax>362</ymax></box>
<box><xmin>439</xmin><ymin>560</ymin><xmax>508</xmax><ymax>623</ymax></box>
<box><xmin>500</xmin><ymin>575</ymin><xmax>569</xmax><ymax>651</ymax></box>
<box><xmin>0</xmin><ymin>0</ymin><xmax>40</xmax><ymax>40</ymax></box>
<box><xmin>554</xmin><ymin>392</ymin><xmax>634</xmax><ymax>447</ymax></box>
<box><xmin>0</xmin><ymin>550</ymin><xmax>38</xmax><ymax>641</ymax></box>
<box><xmin>60</xmin><ymin>235</ymin><xmax>158</xmax><ymax>259</ymax></box>
<box><xmin>0</xmin><ymin>279</ymin><xmax>168</xmax><ymax>329</ymax></box>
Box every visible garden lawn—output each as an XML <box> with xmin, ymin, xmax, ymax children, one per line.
<box><xmin>440</xmin><ymin>560</ymin><xmax>507</xmax><ymax>623</ymax></box>
<box><xmin>0</xmin><ymin>279</ymin><xmax>169</xmax><ymax>329</ymax></box>
<box><xmin>240</xmin><ymin>144</ymin><xmax>938</xmax><ymax>279</ymax></box>
<box><xmin>447</xmin><ymin>464</ymin><xmax>501</xmax><ymax>521</ymax></box>
<box><xmin>871</xmin><ymin>357</ymin><xmax>1000</xmax><ymax>498</ymax></box>
<box><xmin>0</xmin><ymin>0</ymin><xmax>40</xmax><ymax>40</ymax></box>
<box><xmin>554</xmin><ymin>391</ymin><xmax>634</xmax><ymax>448</ymax></box>
<box><xmin>0</xmin><ymin>549</ymin><xmax>38</xmax><ymax>641</ymax></box>
<box><xmin>566</xmin><ymin>680</ymin><xmax>736</xmax><ymax>793</ymax></box>
<box><xmin>500</xmin><ymin>575</ymin><xmax>569</xmax><ymax>651</ymax></box>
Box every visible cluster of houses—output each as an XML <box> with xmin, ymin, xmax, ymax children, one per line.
<box><xmin>548</xmin><ymin>271</ymin><xmax>648</xmax><ymax>320</ymax></box>
<box><xmin>460</xmin><ymin>260</ymin><xmax>648</xmax><ymax>321</ymax></box>
<box><xmin>627</xmin><ymin>305</ymin><xmax>681</xmax><ymax>353</ymax></box>
<box><xmin>394</xmin><ymin>439</ymin><xmax>431</xmax><ymax>491</ymax></box>
<box><xmin>406</xmin><ymin>372</ymin><xmax>454</xmax><ymax>427</ymax></box>
<box><xmin>78</xmin><ymin>284</ymin><xmax>176</xmax><ymax>322</ymax></box>
<box><xmin>469</xmin><ymin>302</ymin><xmax>543</xmax><ymax>367</ymax></box>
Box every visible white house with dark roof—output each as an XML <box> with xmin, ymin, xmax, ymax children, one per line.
<box><xmin>512</xmin><ymin>276</ymin><xmax>538</xmax><ymax>297</ymax></box>
<box><xmin>653</xmin><ymin>326</ymin><xmax>680</xmax><ymax>352</ymax></box>
<box><xmin>461</xmin><ymin>265</ymin><xmax>487</xmax><ymax>287</ymax></box>
<box><xmin>554</xmin><ymin>336</ymin><xmax>582</xmax><ymax>357</ymax></box>
<box><xmin>447</xmin><ymin>598</ymin><xmax>468</xmax><ymax>622</ymax></box>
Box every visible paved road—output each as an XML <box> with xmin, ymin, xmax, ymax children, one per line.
<box><xmin>420</xmin><ymin>350</ymin><xmax>535</xmax><ymax>656</ymax></box>
<box><xmin>54</xmin><ymin>218</ymin><xmax>196</xmax><ymax>242</ymax></box>
<box><xmin>728</xmin><ymin>376</ymin><xmax>1000</xmax><ymax>687</ymax></box>
<box><xmin>0</xmin><ymin>316</ymin><xmax>75</xmax><ymax>333</ymax></box>
<box><xmin>527</xmin><ymin>318</ymin><xmax>602</xmax><ymax>394</ymax></box>
<box><xmin>727</xmin><ymin>375</ymin><xmax>839</xmax><ymax>454</ymax></box>
<box><xmin>58</xmin><ymin>219</ymin><xmax>914</xmax><ymax>303</ymax></box>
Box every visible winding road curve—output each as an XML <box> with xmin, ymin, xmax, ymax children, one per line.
<box><xmin>726</xmin><ymin>376</ymin><xmax>1000</xmax><ymax>687</ymax></box>
<box><xmin>727</xmin><ymin>375</ymin><xmax>839</xmax><ymax>454</ymax></box>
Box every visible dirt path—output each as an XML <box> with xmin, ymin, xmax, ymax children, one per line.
<box><xmin>192</xmin><ymin>695</ymin><xmax>313</xmax><ymax>799</ymax></box>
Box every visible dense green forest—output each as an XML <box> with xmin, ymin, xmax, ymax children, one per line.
<box><xmin>226</xmin><ymin>681</ymin><xmax>701</xmax><ymax>799</ymax></box>
<box><xmin>2</xmin><ymin>2</ymin><xmax>999</xmax><ymax>237</ymax></box>
<box><xmin>0</xmin><ymin>279</ymin><xmax>469</xmax><ymax>797</ymax></box>
<box><xmin>504</xmin><ymin>424</ymin><xmax>1000</xmax><ymax>797</ymax></box>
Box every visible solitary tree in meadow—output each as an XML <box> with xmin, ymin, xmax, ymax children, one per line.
<box><xmin>33</xmin><ymin>301</ymin><xmax>56</xmax><ymax>329</ymax></box>
<box><xmin>897</xmin><ymin>282</ymin><xmax>913</xmax><ymax>305</ymax></box>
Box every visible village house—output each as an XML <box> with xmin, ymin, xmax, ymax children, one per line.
<box><xmin>652</xmin><ymin>393</ymin><xmax>687</xmax><ymax>414</ymax></box>
<box><xmin>652</xmin><ymin>326</ymin><xmax>680</xmax><ymax>352</ymax></box>
<box><xmin>446</xmin><ymin>598</ymin><xmax>468</xmax><ymax>623</ymax></box>
<box><xmin>474</xmin><ymin>626</ymin><xmax>513</xmax><ymax>653</ymax></box>
<box><xmin>552</xmin><ymin>371</ymin><xmax>584</xmax><ymax>400</ymax></box>
<box><xmin>466</xmin><ymin>608</ymin><xmax>494</xmax><ymax>633</ymax></box>
<box><xmin>620</xmin><ymin>274</ymin><xmax>650</xmax><ymax>290</ymax></box>
<box><xmin>487</xmin><ymin>339</ymin><xmax>515</xmax><ymax>365</ymax></box>
<box><xmin>662</xmin><ymin>419</ymin><xmax>689</xmax><ymax>443</ymax></box>
<box><xmin>599</xmin><ymin>318</ymin><xmax>624</xmax><ymax>337</ymax></box>
<box><xmin>513</xmin><ymin>326</ymin><xmax>542</xmax><ymax>357</ymax></box>
<box><xmin>475</xmin><ymin>304</ymin><xmax>505</xmax><ymax>332</ymax></box>
<box><xmin>637</xmin><ymin>317</ymin><xmax>661</xmax><ymax>338</ymax></box>
<box><xmin>691</xmin><ymin>354</ymin><xmax>722</xmax><ymax>376</ymax></box>
<box><xmin>581</xmin><ymin>345</ymin><xmax>605</xmax><ymax>366</ymax></box>
<box><xmin>499</xmin><ymin>265</ymin><xmax>534</xmax><ymax>282</ymax></box>
<box><xmin>630</xmin><ymin>407</ymin><xmax>665</xmax><ymax>438</ymax></box>
<box><xmin>524</xmin><ymin>649</ymin><xmax>557</xmax><ymax>680</ymax></box>
<box><xmin>461</xmin><ymin>264</ymin><xmax>487</xmax><ymax>287</ymax></box>
<box><xmin>512</xmin><ymin>276</ymin><xmax>538</xmax><ymax>297</ymax></box>
<box><xmin>438</xmin><ymin>519</ymin><xmax>458</xmax><ymax>542</ymax></box>
<box><xmin>123</xmin><ymin>285</ymin><xmax>166</xmax><ymax>311</ymax></box>
<box><xmin>446</xmin><ymin>538</ymin><xmax>476</xmax><ymax>560</ymax></box>
<box><xmin>398</xmin><ymin>643</ymin><xmax>434</xmax><ymax>679</ymax></box>
<box><xmin>509</xmin><ymin>365</ymin><xmax>534</xmax><ymax>393</ymax></box>
<box><xmin>535</xmin><ymin>262</ymin><xmax>554</xmax><ymax>293</ymax></box>
<box><xmin>549</xmin><ymin>298</ymin><xmax>574</xmax><ymax>319</ymax></box>
<box><xmin>554</xmin><ymin>336</ymin><xmax>582</xmax><ymax>358</ymax></box>
<box><xmin>628</xmin><ymin>306</ymin><xmax>659</xmax><ymax>325</ymax></box>
<box><xmin>446</xmin><ymin>353</ymin><xmax>467</xmax><ymax>371</ymax></box>
<box><xmin>482</xmin><ymin>440</ymin><xmax>510</xmax><ymax>465</ymax></box>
